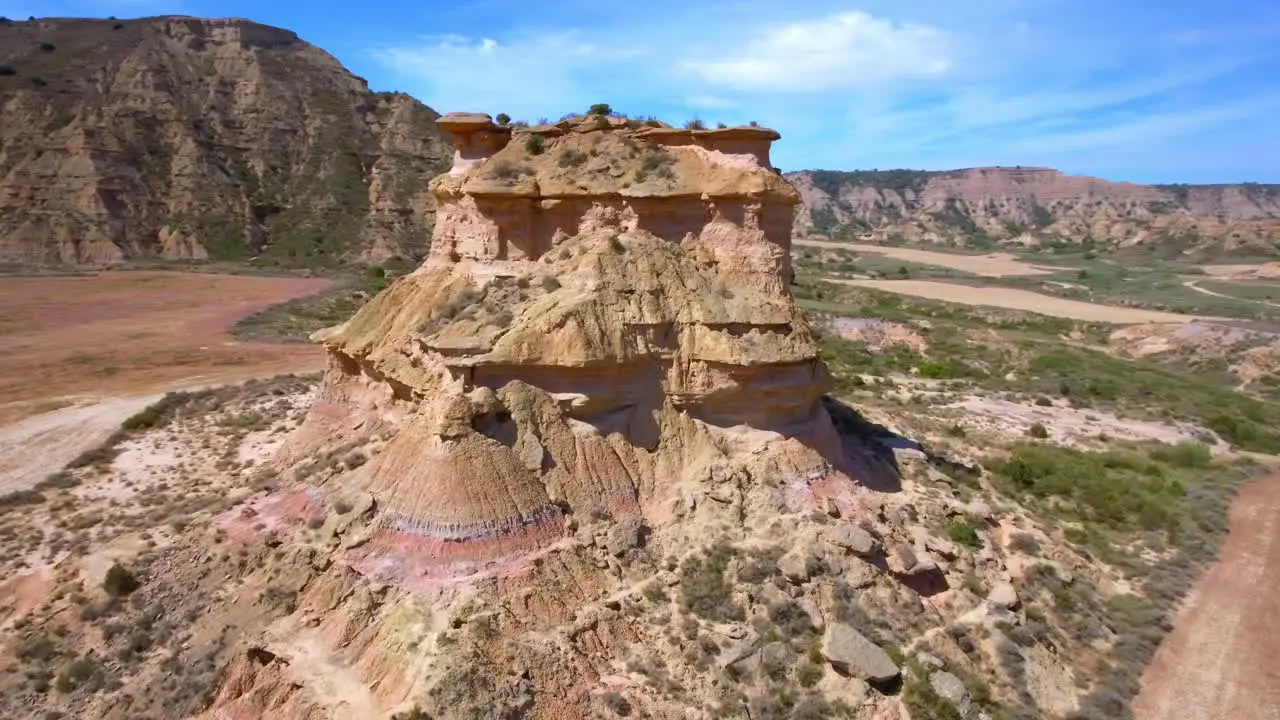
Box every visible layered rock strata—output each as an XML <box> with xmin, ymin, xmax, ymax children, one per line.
<box><xmin>791</xmin><ymin>167</ymin><xmax>1280</xmax><ymax>254</ymax></box>
<box><xmin>281</xmin><ymin>112</ymin><xmax>852</xmax><ymax>580</ymax></box>
<box><xmin>0</xmin><ymin>16</ymin><xmax>450</xmax><ymax>264</ymax></box>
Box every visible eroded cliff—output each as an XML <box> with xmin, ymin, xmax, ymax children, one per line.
<box><xmin>790</xmin><ymin>168</ymin><xmax>1280</xmax><ymax>256</ymax></box>
<box><xmin>0</xmin><ymin>16</ymin><xmax>451</xmax><ymax>265</ymax></box>
<box><xmin>277</xmin><ymin>112</ymin><xmax>847</xmax><ymax>582</ymax></box>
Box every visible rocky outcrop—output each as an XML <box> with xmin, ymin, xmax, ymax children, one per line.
<box><xmin>279</xmin><ymin>111</ymin><xmax>849</xmax><ymax>581</ymax></box>
<box><xmin>790</xmin><ymin>167</ymin><xmax>1280</xmax><ymax>256</ymax></box>
<box><xmin>821</xmin><ymin>622</ymin><xmax>900</xmax><ymax>683</ymax></box>
<box><xmin>0</xmin><ymin>16</ymin><xmax>451</xmax><ymax>264</ymax></box>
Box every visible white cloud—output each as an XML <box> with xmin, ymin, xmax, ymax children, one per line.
<box><xmin>682</xmin><ymin>11</ymin><xmax>954</xmax><ymax>93</ymax></box>
<box><xmin>374</xmin><ymin>31</ymin><xmax>648</xmax><ymax>119</ymax></box>
<box><xmin>1000</xmin><ymin>97</ymin><xmax>1280</xmax><ymax>155</ymax></box>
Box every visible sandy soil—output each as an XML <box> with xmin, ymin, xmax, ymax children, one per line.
<box><xmin>833</xmin><ymin>279</ymin><xmax>1220</xmax><ymax>324</ymax></box>
<box><xmin>0</xmin><ymin>271</ymin><xmax>330</xmax><ymax>426</ymax></box>
<box><xmin>942</xmin><ymin>396</ymin><xmax>1215</xmax><ymax>449</ymax></box>
<box><xmin>0</xmin><ymin>394</ymin><xmax>160</xmax><ymax>495</ymax></box>
<box><xmin>1133</xmin><ymin>470</ymin><xmax>1280</xmax><ymax>720</ymax></box>
<box><xmin>793</xmin><ymin>238</ymin><xmax>1057</xmax><ymax>277</ymax></box>
<box><xmin>1201</xmin><ymin>262</ymin><xmax>1280</xmax><ymax>279</ymax></box>
<box><xmin>0</xmin><ymin>271</ymin><xmax>329</xmax><ymax>493</ymax></box>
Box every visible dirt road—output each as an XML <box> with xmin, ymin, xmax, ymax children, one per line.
<box><xmin>793</xmin><ymin>239</ymin><xmax>1057</xmax><ymax>277</ymax></box>
<box><xmin>1133</xmin><ymin>471</ymin><xmax>1280</xmax><ymax>720</ymax></box>
<box><xmin>1184</xmin><ymin>279</ymin><xmax>1280</xmax><ymax>309</ymax></box>
<box><xmin>0</xmin><ymin>271</ymin><xmax>331</xmax><ymax>493</ymax></box>
<box><xmin>832</xmin><ymin>279</ymin><xmax>1220</xmax><ymax>324</ymax></box>
<box><xmin>0</xmin><ymin>395</ymin><xmax>163</xmax><ymax>495</ymax></box>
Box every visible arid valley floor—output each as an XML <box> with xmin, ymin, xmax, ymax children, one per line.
<box><xmin>1</xmin><ymin>239</ymin><xmax>1278</xmax><ymax>719</ymax></box>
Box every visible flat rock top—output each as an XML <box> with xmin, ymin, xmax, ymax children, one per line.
<box><xmin>432</xmin><ymin>113</ymin><xmax>795</xmax><ymax>201</ymax></box>
<box><xmin>437</xmin><ymin>112</ymin><xmax>505</xmax><ymax>132</ymax></box>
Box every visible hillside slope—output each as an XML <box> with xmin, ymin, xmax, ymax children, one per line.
<box><xmin>789</xmin><ymin>168</ymin><xmax>1280</xmax><ymax>257</ymax></box>
<box><xmin>0</xmin><ymin>15</ymin><xmax>451</xmax><ymax>265</ymax></box>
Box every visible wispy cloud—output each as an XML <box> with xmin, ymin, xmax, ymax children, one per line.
<box><xmin>681</xmin><ymin>11</ymin><xmax>953</xmax><ymax>92</ymax></box>
<box><xmin>367</xmin><ymin>0</ymin><xmax>1280</xmax><ymax>181</ymax></box>
<box><xmin>374</xmin><ymin>31</ymin><xmax>650</xmax><ymax>120</ymax></box>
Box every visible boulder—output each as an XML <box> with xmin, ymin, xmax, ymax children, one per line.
<box><xmin>820</xmin><ymin>623</ymin><xmax>900</xmax><ymax>683</ymax></box>
<box><xmin>824</xmin><ymin>524</ymin><xmax>876</xmax><ymax>555</ymax></box>
<box><xmin>930</xmin><ymin>670</ymin><xmax>972</xmax><ymax>715</ymax></box>
<box><xmin>778</xmin><ymin>549</ymin><xmax>812</xmax><ymax>583</ymax></box>
<box><xmin>988</xmin><ymin>582</ymin><xmax>1019</xmax><ymax>609</ymax></box>
<box><xmin>606</xmin><ymin>518</ymin><xmax>643</xmax><ymax>557</ymax></box>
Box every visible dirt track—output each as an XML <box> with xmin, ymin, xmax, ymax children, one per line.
<box><xmin>793</xmin><ymin>238</ymin><xmax>1056</xmax><ymax>277</ymax></box>
<box><xmin>833</xmin><ymin>279</ymin><xmax>1219</xmax><ymax>324</ymax></box>
<box><xmin>1133</xmin><ymin>471</ymin><xmax>1280</xmax><ymax>720</ymax></box>
<box><xmin>0</xmin><ymin>271</ymin><xmax>330</xmax><ymax>492</ymax></box>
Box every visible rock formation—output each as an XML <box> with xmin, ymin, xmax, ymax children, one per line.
<box><xmin>280</xmin><ymin>111</ymin><xmax>853</xmax><ymax>580</ymax></box>
<box><xmin>790</xmin><ymin>167</ymin><xmax>1280</xmax><ymax>255</ymax></box>
<box><xmin>0</xmin><ymin>16</ymin><xmax>450</xmax><ymax>264</ymax></box>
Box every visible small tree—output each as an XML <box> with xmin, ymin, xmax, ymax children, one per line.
<box><xmin>684</xmin><ymin>118</ymin><xmax>706</xmax><ymax>130</ymax></box>
<box><xmin>588</xmin><ymin>103</ymin><xmax>612</xmax><ymax>116</ymax></box>
<box><xmin>495</xmin><ymin>112</ymin><xmax>511</xmax><ymax>125</ymax></box>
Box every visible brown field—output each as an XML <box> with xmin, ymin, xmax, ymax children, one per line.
<box><xmin>792</xmin><ymin>238</ymin><xmax>1058</xmax><ymax>277</ymax></box>
<box><xmin>0</xmin><ymin>271</ymin><xmax>330</xmax><ymax>424</ymax></box>
<box><xmin>0</xmin><ymin>271</ymin><xmax>329</xmax><ymax>492</ymax></box>
<box><xmin>1134</xmin><ymin>470</ymin><xmax>1280</xmax><ymax>720</ymax></box>
<box><xmin>831</xmin><ymin>278</ymin><xmax>1223</xmax><ymax>324</ymax></box>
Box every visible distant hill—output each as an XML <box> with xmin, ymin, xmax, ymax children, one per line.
<box><xmin>0</xmin><ymin>15</ymin><xmax>452</xmax><ymax>266</ymax></box>
<box><xmin>787</xmin><ymin>167</ymin><xmax>1280</xmax><ymax>258</ymax></box>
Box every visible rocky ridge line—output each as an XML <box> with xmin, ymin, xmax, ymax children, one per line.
<box><xmin>0</xmin><ymin>15</ymin><xmax>450</xmax><ymax>264</ymax></box>
<box><xmin>789</xmin><ymin>167</ymin><xmax>1280</xmax><ymax>255</ymax></box>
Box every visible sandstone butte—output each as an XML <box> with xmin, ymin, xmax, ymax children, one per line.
<box><xmin>275</xmin><ymin>112</ymin><xmax>862</xmax><ymax>582</ymax></box>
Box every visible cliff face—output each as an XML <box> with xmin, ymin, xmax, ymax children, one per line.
<box><xmin>0</xmin><ymin>16</ymin><xmax>451</xmax><ymax>265</ymax></box>
<box><xmin>789</xmin><ymin>168</ymin><xmax>1280</xmax><ymax>256</ymax></box>
<box><xmin>277</xmin><ymin>112</ymin><xmax>843</xmax><ymax>578</ymax></box>
<box><xmin>194</xmin><ymin>113</ymin><xmax>882</xmax><ymax>718</ymax></box>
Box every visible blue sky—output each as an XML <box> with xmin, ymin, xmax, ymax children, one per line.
<box><xmin>11</xmin><ymin>0</ymin><xmax>1280</xmax><ymax>183</ymax></box>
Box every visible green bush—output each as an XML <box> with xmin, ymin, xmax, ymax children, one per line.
<box><xmin>680</xmin><ymin>545</ymin><xmax>742</xmax><ymax>621</ymax></box>
<box><xmin>990</xmin><ymin>444</ymin><xmax>1192</xmax><ymax>537</ymax></box>
<box><xmin>495</xmin><ymin>112</ymin><xmax>511</xmax><ymax>125</ymax></box>
<box><xmin>588</xmin><ymin>103</ymin><xmax>613</xmax><ymax>116</ymax></box>
<box><xmin>1028</xmin><ymin>423</ymin><xmax>1049</xmax><ymax>439</ymax></box>
<box><xmin>1150</xmin><ymin>442</ymin><xmax>1212</xmax><ymax>468</ymax></box>
<box><xmin>797</xmin><ymin>664</ymin><xmax>823</xmax><ymax>688</ymax></box>
<box><xmin>524</xmin><ymin>134</ymin><xmax>546</xmax><ymax>155</ymax></box>
<box><xmin>557</xmin><ymin>148</ymin><xmax>587</xmax><ymax>167</ymax></box>
<box><xmin>684</xmin><ymin>118</ymin><xmax>706</xmax><ymax>130</ymax></box>
<box><xmin>102</xmin><ymin>564</ymin><xmax>140</xmax><ymax>597</ymax></box>
<box><xmin>948</xmin><ymin>521</ymin><xmax>983</xmax><ymax>548</ymax></box>
<box><xmin>918</xmin><ymin>360</ymin><xmax>964</xmax><ymax>379</ymax></box>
